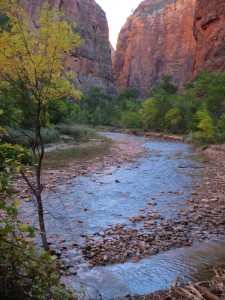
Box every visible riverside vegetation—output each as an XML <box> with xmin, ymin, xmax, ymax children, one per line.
<box><xmin>0</xmin><ymin>1</ymin><xmax>225</xmax><ymax>299</ymax></box>
<box><xmin>3</xmin><ymin>72</ymin><xmax>225</xmax><ymax>147</ymax></box>
<box><xmin>72</xmin><ymin>72</ymin><xmax>225</xmax><ymax>146</ymax></box>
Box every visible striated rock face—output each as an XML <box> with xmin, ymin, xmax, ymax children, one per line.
<box><xmin>193</xmin><ymin>0</ymin><xmax>225</xmax><ymax>75</ymax></box>
<box><xmin>113</xmin><ymin>0</ymin><xmax>197</xmax><ymax>97</ymax></box>
<box><xmin>23</xmin><ymin>0</ymin><xmax>116</xmax><ymax>94</ymax></box>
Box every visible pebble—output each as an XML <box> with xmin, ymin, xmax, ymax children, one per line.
<box><xmin>147</xmin><ymin>202</ymin><xmax>157</xmax><ymax>206</ymax></box>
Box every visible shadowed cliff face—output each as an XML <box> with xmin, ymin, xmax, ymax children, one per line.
<box><xmin>23</xmin><ymin>0</ymin><xmax>116</xmax><ymax>95</ymax></box>
<box><xmin>193</xmin><ymin>0</ymin><xmax>225</xmax><ymax>76</ymax></box>
<box><xmin>113</xmin><ymin>0</ymin><xmax>197</xmax><ymax>97</ymax></box>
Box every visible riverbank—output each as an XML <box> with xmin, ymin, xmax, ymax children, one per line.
<box><xmin>14</xmin><ymin>132</ymin><xmax>147</xmax><ymax>199</ymax></box>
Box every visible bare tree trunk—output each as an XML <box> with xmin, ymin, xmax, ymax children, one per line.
<box><xmin>36</xmin><ymin>193</ymin><xmax>49</xmax><ymax>251</ymax></box>
<box><xmin>20</xmin><ymin>170</ymin><xmax>50</xmax><ymax>251</ymax></box>
<box><xmin>20</xmin><ymin>103</ymin><xmax>50</xmax><ymax>251</ymax></box>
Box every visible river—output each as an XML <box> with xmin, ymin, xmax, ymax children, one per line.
<box><xmin>20</xmin><ymin>133</ymin><xmax>225</xmax><ymax>299</ymax></box>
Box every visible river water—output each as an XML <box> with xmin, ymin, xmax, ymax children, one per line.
<box><xmin>44</xmin><ymin>134</ymin><xmax>201</xmax><ymax>241</ymax></box>
<box><xmin>20</xmin><ymin>133</ymin><xmax>225</xmax><ymax>299</ymax></box>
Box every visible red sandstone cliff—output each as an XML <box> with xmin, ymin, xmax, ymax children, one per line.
<box><xmin>193</xmin><ymin>0</ymin><xmax>225</xmax><ymax>76</ymax></box>
<box><xmin>113</xmin><ymin>0</ymin><xmax>197</xmax><ymax>97</ymax></box>
<box><xmin>23</xmin><ymin>0</ymin><xmax>116</xmax><ymax>94</ymax></box>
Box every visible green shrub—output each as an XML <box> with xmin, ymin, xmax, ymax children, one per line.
<box><xmin>3</xmin><ymin>127</ymin><xmax>60</xmax><ymax>146</ymax></box>
<box><xmin>41</xmin><ymin>127</ymin><xmax>60</xmax><ymax>144</ymax></box>
<box><xmin>194</xmin><ymin>110</ymin><xmax>215</xmax><ymax>143</ymax></box>
<box><xmin>2</xmin><ymin>126</ymin><xmax>35</xmax><ymax>147</ymax></box>
<box><xmin>0</xmin><ymin>211</ymin><xmax>74</xmax><ymax>300</ymax></box>
<box><xmin>120</xmin><ymin>111</ymin><xmax>142</xmax><ymax>128</ymax></box>
<box><xmin>55</xmin><ymin>124</ymin><xmax>100</xmax><ymax>142</ymax></box>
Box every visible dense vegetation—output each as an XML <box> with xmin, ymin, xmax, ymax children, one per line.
<box><xmin>70</xmin><ymin>72</ymin><xmax>225</xmax><ymax>145</ymax></box>
<box><xmin>1</xmin><ymin>71</ymin><xmax>225</xmax><ymax>146</ymax></box>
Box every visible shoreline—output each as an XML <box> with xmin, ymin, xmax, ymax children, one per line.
<box><xmin>14</xmin><ymin>132</ymin><xmax>147</xmax><ymax>200</ymax></box>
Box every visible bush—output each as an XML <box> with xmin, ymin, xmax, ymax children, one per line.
<box><xmin>41</xmin><ymin>127</ymin><xmax>60</xmax><ymax>144</ymax></box>
<box><xmin>194</xmin><ymin>110</ymin><xmax>215</xmax><ymax>144</ymax></box>
<box><xmin>55</xmin><ymin>124</ymin><xmax>99</xmax><ymax>142</ymax></box>
<box><xmin>3</xmin><ymin>127</ymin><xmax>60</xmax><ymax>146</ymax></box>
<box><xmin>2</xmin><ymin>127</ymin><xmax>35</xmax><ymax>147</ymax></box>
<box><xmin>120</xmin><ymin>111</ymin><xmax>142</xmax><ymax>128</ymax></box>
<box><xmin>165</xmin><ymin>108</ymin><xmax>182</xmax><ymax>133</ymax></box>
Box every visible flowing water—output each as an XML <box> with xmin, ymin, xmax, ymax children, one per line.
<box><xmin>70</xmin><ymin>238</ymin><xmax>225</xmax><ymax>299</ymax></box>
<box><xmin>43</xmin><ymin>134</ymin><xmax>201</xmax><ymax>242</ymax></box>
<box><xmin>20</xmin><ymin>133</ymin><xmax>225</xmax><ymax>299</ymax></box>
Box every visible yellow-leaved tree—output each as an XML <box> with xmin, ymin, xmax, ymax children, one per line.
<box><xmin>0</xmin><ymin>0</ymin><xmax>82</xmax><ymax>250</ymax></box>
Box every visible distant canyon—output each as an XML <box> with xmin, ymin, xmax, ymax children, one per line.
<box><xmin>24</xmin><ymin>0</ymin><xmax>225</xmax><ymax>97</ymax></box>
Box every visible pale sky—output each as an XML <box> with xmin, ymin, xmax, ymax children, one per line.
<box><xmin>96</xmin><ymin>0</ymin><xmax>143</xmax><ymax>49</ymax></box>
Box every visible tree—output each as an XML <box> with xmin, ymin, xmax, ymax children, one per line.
<box><xmin>194</xmin><ymin>109</ymin><xmax>215</xmax><ymax>143</ymax></box>
<box><xmin>165</xmin><ymin>108</ymin><xmax>182</xmax><ymax>133</ymax></box>
<box><xmin>192</xmin><ymin>71</ymin><xmax>225</xmax><ymax>119</ymax></box>
<box><xmin>115</xmin><ymin>88</ymin><xmax>140</xmax><ymax>111</ymax></box>
<box><xmin>0</xmin><ymin>1</ymin><xmax>82</xmax><ymax>250</ymax></box>
<box><xmin>0</xmin><ymin>123</ymin><xmax>74</xmax><ymax>299</ymax></box>
<box><xmin>160</xmin><ymin>75</ymin><xmax>177</xmax><ymax>95</ymax></box>
<box><xmin>81</xmin><ymin>87</ymin><xmax>113</xmax><ymax>125</ymax></box>
<box><xmin>140</xmin><ymin>88</ymin><xmax>171</xmax><ymax>131</ymax></box>
<box><xmin>120</xmin><ymin>111</ymin><xmax>142</xmax><ymax>129</ymax></box>
<box><xmin>149</xmin><ymin>75</ymin><xmax>177</xmax><ymax>97</ymax></box>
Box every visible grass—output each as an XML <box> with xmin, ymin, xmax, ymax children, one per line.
<box><xmin>3</xmin><ymin>126</ymin><xmax>35</xmax><ymax>146</ymax></box>
<box><xmin>55</xmin><ymin>124</ymin><xmax>101</xmax><ymax>142</ymax></box>
<box><xmin>3</xmin><ymin>124</ymin><xmax>113</xmax><ymax>169</ymax></box>
<box><xmin>3</xmin><ymin>126</ymin><xmax>60</xmax><ymax>146</ymax></box>
<box><xmin>3</xmin><ymin>124</ymin><xmax>102</xmax><ymax>146</ymax></box>
<box><xmin>43</xmin><ymin>134</ymin><xmax>112</xmax><ymax>169</ymax></box>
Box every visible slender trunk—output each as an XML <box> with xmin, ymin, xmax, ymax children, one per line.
<box><xmin>36</xmin><ymin>193</ymin><xmax>49</xmax><ymax>251</ymax></box>
<box><xmin>35</xmin><ymin>102</ymin><xmax>49</xmax><ymax>251</ymax></box>
<box><xmin>21</xmin><ymin>102</ymin><xmax>50</xmax><ymax>251</ymax></box>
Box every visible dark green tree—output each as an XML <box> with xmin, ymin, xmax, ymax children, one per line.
<box><xmin>81</xmin><ymin>87</ymin><xmax>113</xmax><ymax>125</ymax></box>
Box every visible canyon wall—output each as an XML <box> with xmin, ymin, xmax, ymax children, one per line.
<box><xmin>23</xmin><ymin>0</ymin><xmax>116</xmax><ymax>94</ymax></box>
<box><xmin>22</xmin><ymin>0</ymin><xmax>225</xmax><ymax>97</ymax></box>
<box><xmin>113</xmin><ymin>0</ymin><xmax>197</xmax><ymax>97</ymax></box>
<box><xmin>193</xmin><ymin>0</ymin><xmax>225</xmax><ymax>75</ymax></box>
<box><xmin>113</xmin><ymin>0</ymin><xmax>225</xmax><ymax>97</ymax></box>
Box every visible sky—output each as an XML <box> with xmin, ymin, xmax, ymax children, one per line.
<box><xmin>96</xmin><ymin>0</ymin><xmax>143</xmax><ymax>49</ymax></box>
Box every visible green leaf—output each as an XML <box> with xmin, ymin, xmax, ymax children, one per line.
<box><xmin>50</xmin><ymin>255</ymin><xmax>57</xmax><ymax>261</ymax></box>
<box><xmin>14</xmin><ymin>199</ymin><xmax>20</xmax><ymax>207</ymax></box>
<box><xmin>28</xmin><ymin>226</ymin><xmax>35</xmax><ymax>238</ymax></box>
<box><xmin>16</xmin><ymin>164</ymin><xmax>21</xmax><ymax>172</ymax></box>
<box><xmin>19</xmin><ymin>223</ymin><xmax>29</xmax><ymax>232</ymax></box>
